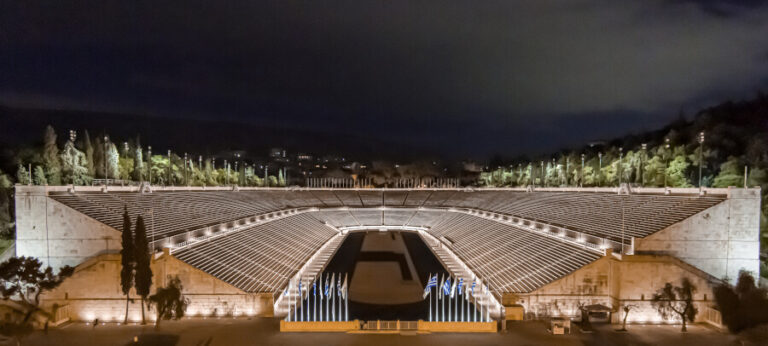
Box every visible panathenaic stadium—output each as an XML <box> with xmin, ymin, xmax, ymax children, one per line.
<box><xmin>14</xmin><ymin>185</ymin><xmax>761</xmax><ymax>328</ymax></box>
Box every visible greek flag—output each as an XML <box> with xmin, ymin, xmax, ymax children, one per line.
<box><xmin>423</xmin><ymin>274</ymin><xmax>438</xmax><ymax>299</ymax></box>
<box><xmin>442</xmin><ymin>277</ymin><xmax>451</xmax><ymax>296</ymax></box>
<box><xmin>450</xmin><ymin>277</ymin><xmax>457</xmax><ymax>298</ymax></box>
<box><xmin>324</xmin><ymin>275</ymin><xmax>329</xmax><ymax>297</ymax></box>
<box><xmin>337</xmin><ymin>275</ymin><xmax>342</xmax><ymax>297</ymax></box>
<box><xmin>471</xmin><ymin>280</ymin><xmax>476</xmax><ymax>294</ymax></box>
<box><xmin>457</xmin><ymin>277</ymin><xmax>464</xmax><ymax>295</ymax></box>
<box><xmin>341</xmin><ymin>274</ymin><xmax>348</xmax><ymax>299</ymax></box>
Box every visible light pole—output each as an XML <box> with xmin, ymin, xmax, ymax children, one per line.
<box><xmin>199</xmin><ymin>155</ymin><xmax>202</xmax><ymax>170</ymax></box>
<box><xmin>184</xmin><ymin>153</ymin><xmax>188</xmax><ymax>186</ymax></box>
<box><xmin>698</xmin><ymin>131</ymin><xmax>705</xmax><ymax>190</ymax></box>
<box><xmin>167</xmin><ymin>150</ymin><xmax>172</xmax><ymax>186</ymax></box>
<box><xmin>225</xmin><ymin>160</ymin><xmax>229</xmax><ymax>185</ymax></box>
<box><xmin>540</xmin><ymin>161</ymin><xmax>544</xmax><ymax>187</ymax></box>
<box><xmin>104</xmin><ymin>135</ymin><xmax>109</xmax><ymax>181</ymax></box>
<box><xmin>147</xmin><ymin>146</ymin><xmax>152</xmax><ymax>184</ymax></box>
<box><xmin>618</xmin><ymin>147</ymin><xmax>623</xmax><ymax>186</ymax></box>
<box><xmin>235</xmin><ymin>153</ymin><xmax>241</xmax><ymax>185</ymax></box>
<box><xmin>641</xmin><ymin>143</ymin><xmax>647</xmax><ymax>186</ymax></box>
<box><xmin>664</xmin><ymin>138</ymin><xmax>670</xmax><ymax>188</ymax></box>
<box><xmin>565</xmin><ymin>157</ymin><xmax>569</xmax><ymax>186</ymax></box>
<box><xmin>580</xmin><ymin>154</ymin><xmax>585</xmax><ymax>187</ymax></box>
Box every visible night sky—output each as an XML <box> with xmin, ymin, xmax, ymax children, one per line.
<box><xmin>2</xmin><ymin>1</ymin><xmax>768</xmax><ymax>160</ymax></box>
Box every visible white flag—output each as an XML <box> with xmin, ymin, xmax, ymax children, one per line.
<box><xmin>341</xmin><ymin>274</ymin><xmax>348</xmax><ymax>299</ymax></box>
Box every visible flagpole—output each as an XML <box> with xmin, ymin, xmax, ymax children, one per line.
<box><xmin>428</xmin><ymin>273</ymin><xmax>432</xmax><ymax>322</ymax></box>
<box><xmin>434</xmin><ymin>278</ymin><xmax>438</xmax><ymax>322</ymax></box>
<box><xmin>314</xmin><ymin>278</ymin><xmax>317</xmax><ymax>322</ymax></box>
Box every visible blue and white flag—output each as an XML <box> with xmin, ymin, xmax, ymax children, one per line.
<box><xmin>438</xmin><ymin>275</ymin><xmax>445</xmax><ymax>300</ymax></box>
<box><xmin>450</xmin><ymin>277</ymin><xmax>457</xmax><ymax>298</ymax></box>
<box><xmin>337</xmin><ymin>275</ymin><xmax>342</xmax><ymax>297</ymax></box>
<box><xmin>457</xmin><ymin>277</ymin><xmax>464</xmax><ymax>295</ymax></box>
<box><xmin>442</xmin><ymin>277</ymin><xmax>451</xmax><ymax>296</ymax></box>
<box><xmin>471</xmin><ymin>280</ymin><xmax>477</xmax><ymax>294</ymax></box>
<box><xmin>423</xmin><ymin>273</ymin><xmax>438</xmax><ymax>299</ymax></box>
<box><xmin>323</xmin><ymin>274</ymin><xmax>329</xmax><ymax>298</ymax></box>
<box><xmin>329</xmin><ymin>273</ymin><xmax>336</xmax><ymax>296</ymax></box>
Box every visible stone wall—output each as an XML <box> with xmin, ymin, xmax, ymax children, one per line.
<box><xmin>634</xmin><ymin>187</ymin><xmax>761</xmax><ymax>281</ymax></box>
<box><xmin>512</xmin><ymin>253</ymin><xmax>719</xmax><ymax>324</ymax></box>
<box><xmin>40</xmin><ymin>251</ymin><xmax>274</xmax><ymax>322</ymax></box>
<box><xmin>15</xmin><ymin>186</ymin><xmax>122</xmax><ymax>270</ymax></box>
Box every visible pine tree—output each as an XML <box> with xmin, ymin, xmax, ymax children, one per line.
<box><xmin>133</xmin><ymin>215</ymin><xmax>153</xmax><ymax>325</ymax></box>
<box><xmin>120</xmin><ymin>207</ymin><xmax>135</xmax><ymax>323</ymax></box>
<box><xmin>16</xmin><ymin>164</ymin><xmax>30</xmax><ymax>185</ymax></box>
<box><xmin>42</xmin><ymin>125</ymin><xmax>62</xmax><ymax>185</ymax></box>
<box><xmin>33</xmin><ymin>166</ymin><xmax>47</xmax><ymax>185</ymax></box>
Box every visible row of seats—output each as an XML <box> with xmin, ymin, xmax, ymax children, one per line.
<box><xmin>173</xmin><ymin>214</ymin><xmax>336</xmax><ymax>293</ymax></box>
<box><xmin>424</xmin><ymin>213</ymin><xmax>603</xmax><ymax>293</ymax></box>
<box><xmin>49</xmin><ymin>190</ymin><xmax>724</xmax><ymax>243</ymax></box>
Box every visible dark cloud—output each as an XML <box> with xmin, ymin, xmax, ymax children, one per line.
<box><xmin>1</xmin><ymin>1</ymin><xmax>767</xmax><ymax>159</ymax></box>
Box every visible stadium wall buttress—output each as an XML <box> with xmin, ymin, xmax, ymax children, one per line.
<box><xmin>633</xmin><ymin>187</ymin><xmax>761</xmax><ymax>281</ymax></box>
<box><xmin>15</xmin><ymin>186</ymin><xmax>121</xmax><ymax>270</ymax></box>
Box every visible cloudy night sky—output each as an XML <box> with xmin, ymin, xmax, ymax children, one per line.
<box><xmin>2</xmin><ymin>1</ymin><xmax>768</xmax><ymax>160</ymax></box>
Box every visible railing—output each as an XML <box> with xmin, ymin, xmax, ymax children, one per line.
<box><xmin>702</xmin><ymin>306</ymin><xmax>724</xmax><ymax>329</ymax></box>
<box><xmin>363</xmin><ymin>320</ymin><xmax>418</xmax><ymax>331</ymax></box>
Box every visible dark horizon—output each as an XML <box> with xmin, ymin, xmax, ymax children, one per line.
<box><xmin>3</xmin><ymin>1</ymin><xmax>768</xmax><ymax>161</ymax></box>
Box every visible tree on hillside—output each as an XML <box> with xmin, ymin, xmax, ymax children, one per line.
<box><xmin>712</xmin><ymin>157</ymin><xmax>743</xmax><ymax>188</ymax></box>
<box><xmin>652</xmin><ymin>278</ymin><xmax>698</xmax><ymax>332</ymax></box>
<box><xmin>133</xmin><ymin>145</ymin><xmax>144</xmax><ymax>182</ymax></box>
<box><xmin>42</xmin><ymin>126</ymin><xmax>62</xmax><ymax>185</ymax></box>
<box><xmin>0</xmin><ymin>170</ymin><xmax>13</xmax><ymax>239</ymax></box>
<box><xmin>133</xmin><ymin>215</ymin><xmax>153</xmax><ymax>325</ymax></box>
<box><xmin>81</xmin><ymin>130</ymin><xmax>95</xmax><ymax>177</ymax></box>
<box><xmin>120</xmin><ymin>207</ymin><xmax>135</xmax><ymax>324</ymax></box>
<box><xmin>278</xmin><ymin>168</ymin><xmax>286</xmax><ymax>187</ymax></box>
<box><xmin>147</xmin><ymin>276</ymin><xmax>189</xmax><ymax>328</ymax></box>
<box><xmin>0</xmin><ymin>256</ymin><xmax>74</xmax><ymax>324</ymax></box>
<box><xmin>107</xmin><ymin>143</ymin><xmax>120</xmax><ymax>180</ymax></box>
<box><xmin>32</xmin><ymin>166</ymin><xmax>47</xmax><ymax>186</ymax></box>
<box><xmin>60</xmin><ymin>137</ymin><xmax>90</xmax><ymax>185</ymax></box>
<box><xmin>93</xmin><ymin>135</ymin><xmax>105</xmax><ymax>178</ymax></box>
<box><xmin>16</xmin><ymin>164</ymin><xmax>30</xmax><ymax>185</ymax></box>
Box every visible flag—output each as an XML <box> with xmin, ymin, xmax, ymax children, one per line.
<box><xmin>341</xmin><ymin>274</ymin><xmax>348</xmax><ymax>299</ymax></box>
<box><xmin>337</xmin><ymin>275</ymin><xmax>342</xmax><ymax>297</ymax></box>
<box><xmin>450</xmin><ymin>277</ymin><xmax>457</xmax><ymax>298</ymax></box>
<box><xmin>457</xmin><ymin>277</ymin><xmax>464</xmax><ymax>295</ymax></box>
<box><xmin>423</xmin><ymin>274</ymin><xmax>438</xmax><ymax>299</ymax></box>
<box><xmin>298</xmin><ymin>280</ymin><xmax>304</xmax><ymax>300</ymax></box>
<box><xmin>442</xmin><ymin>276</ymin><xmax>451</xmax><ymax>296</ymax></box>
<box><xmin>439</xmin><ymin>275</ymin><xmax>446</xmax><ymax>300</ymax></box>
<box><xmin>321</xmin><ymin>274</ymin><xmax>326</xmax><ymax>298</ymax></box>
<box><xmin>329</xmin><ymin>273</ymin><xmax>336</xmax><ymax>296</ymax></box>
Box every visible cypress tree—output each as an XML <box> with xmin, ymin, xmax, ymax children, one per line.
<box><xmin>33</xmin><ymin>166</ymin><xmax>47</xmax><ymax>186</ymax></box>
<box><xmin>43</xmin><ymin>125</ymin><xmax>62</xmax><ymax>185</ymax></box>
<box><xmin>82</xmin><ymin>130</ymin><xmax>95</xmax><ymax>176</ymax></box>
<box><xmin>16</xmin><ymin>164</ymin><xmax>30</xmax><ymax>185</ymax></box>
<box><xmin>133</xmin><ymin>215</ymin><xmax>153</xmax><ymax>325</ymax></box>
<box><xmin>120</xmin><ymin>207</ymin><xmax>135</xmax><ymax>323</ymax></box>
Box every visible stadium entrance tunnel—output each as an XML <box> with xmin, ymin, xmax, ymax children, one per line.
<box><xmin>318</xmin><ymin>231</ymin><xmax>456</xmax><ymax>320</ymax></box>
